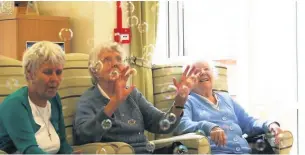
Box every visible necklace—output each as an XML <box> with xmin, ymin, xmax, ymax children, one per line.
<box><xmin>34</xmin><ymin>104</ymin><xmax>52</xmax><ymax>141</ymax></box>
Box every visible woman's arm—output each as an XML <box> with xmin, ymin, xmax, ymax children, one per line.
<box><xmin>1</xmin><ymin>100</ymin><xmax>46</xmax><ymax>154</ymax></box>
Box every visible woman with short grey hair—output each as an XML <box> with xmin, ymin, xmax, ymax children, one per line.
<box><xmin>0</xmin><ymin>41</ymin><xmax>73</xmax><ymax>154</ymax></box>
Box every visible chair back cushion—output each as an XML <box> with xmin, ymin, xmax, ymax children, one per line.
<box><xmin>58</xmin><ymin>53</ymin><xmax>93</xmax><ymax>145</ymax></box>
<box><xmin>0</xmin><ymin>56</ymin><xmax>26</xmax><ymax>104</ymax></box>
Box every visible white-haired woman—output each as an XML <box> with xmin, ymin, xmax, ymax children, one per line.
<box><xmin>73</xmin><ymin>42</ymin><xmax>200</xmax><ymax>154</ymax></box>
<box><xmin>0</xmin><ymin>41</ymin><xmax>73</xmax><ymax>154</ymax></box>
<box><xmin>174</xmin><ymin>60</ymin><xmax>284</xmax><ymax>154</ymax></box>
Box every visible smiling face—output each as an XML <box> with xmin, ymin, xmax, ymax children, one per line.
<box><xmin>193</xmin><ymin>61</ymin><xmax>214</xmax><ymax>92</ymax></box>
<box><xmin>29</xmin><ymin>63</ymin><xmax>63</xmax><ymax>100</ymax></box>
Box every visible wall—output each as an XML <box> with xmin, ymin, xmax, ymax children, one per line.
<box><xmin>38</xmin><ymin>1</ymin><xmax>129</xmax><ymax>56</ymax></box>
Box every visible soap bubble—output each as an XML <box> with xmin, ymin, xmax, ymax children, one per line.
<box><xmin>101</xmin><ymin>119</ymin><xmax>112</xmax><ymax>130</ymax></box>
<box><xmin>6</xmin><ymin>78</ymin><xmax>19</xmax><ymax>90</ymax></box>
<box><xmin>173</xmin><ymin>144</ymin><xmax>188</xmax><ymax>154</ymax></box>
<box><xmin>255</xmin><ymin>139</ymin><xmax>266</xmax><ymax>151</ymax></box>
<box><xmin>146</xmin><ymin>141</ymin><xmax>155</xmax><ymax>152</ymax></box>
<box><xmin>159</xmin><ymin>119</ymin><xmax>171</xmax><ymax>131</ymax></box>
<box><xmin>167</xmin><ymin>113</ymin><xmax>177</xmax><ymax>124</ymax></box>
<box><xmin>127</xmin><ymin>15</ymin><xmax>139</xmax><ymax>27</ymax></box>
<box><xmin>109</xmin><ymin>68</ymin><xmax>120</xmax><ymax>80</ymax></box>
<box><xmin>59</xmin><ymin>28</ymin><xmax>73</xmax><ymax>41</ymax></box>
<box><xmin>178</xmin><ymin>85</ymin><xmax>189</xmax><ymax>98</ymax></box>
<box><xmin>138</xmin><ymin>22</ymin><xmax>149</xmax><ymax>33</ymax></box>
<box><xmin>161</xmin><ymin>85</ymin><xmax>177</xmax><ymax>100</ymax></box>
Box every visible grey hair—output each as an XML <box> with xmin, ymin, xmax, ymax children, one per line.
<box><xmin>88</xmin><ymin>42</ymin><xmax>124</xmax><ymax>84</ymax></box>
<box><xmin>22</xmin><ymin>41</ymin><xmax>65</xmax><ymax>81</ymax></box>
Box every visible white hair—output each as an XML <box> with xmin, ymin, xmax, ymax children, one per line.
<box><xmin>22</xmin><ymin>41</ymin><xmax>65</xmax><ymax>81</ymax></box>
<box><xmin>88</xmin><ymin>42</ymin><xmax>124</xmax><ymax>84</ymax></box>
<box><xmin>182</xmin><ymin>56</ymin><xmax>219</xmax><ymax>78</ymax></box>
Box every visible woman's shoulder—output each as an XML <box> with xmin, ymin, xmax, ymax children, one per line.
<box><xmin>0</xmin><ymin>87</ymin><xmax>28</xmax><ymax>108</ymax></box>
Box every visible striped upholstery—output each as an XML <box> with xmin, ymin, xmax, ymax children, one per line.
<box><xmin>0</xmin><ymin>56</ymin><xmax>26</xmax><ymax>104</ymax></box>
<box><xmin>58</xmin><ymin>53</ymin><xmax>93</xmax><ymax>145</ymax></box>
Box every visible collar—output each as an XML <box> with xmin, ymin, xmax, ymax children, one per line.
<box><xmin>97</xmin><ymin>84</ymin><xmax>110</xmax><ymax>99</ymax></box>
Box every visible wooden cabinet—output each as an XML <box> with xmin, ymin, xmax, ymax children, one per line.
<box><xmin>0</xmin><ymin>14</ymin><xmax>71</xmax><ymax>60</ymax></box>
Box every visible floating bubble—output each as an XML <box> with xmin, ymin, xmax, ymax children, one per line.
<box><xmin>173</xmin><ymin>145</ymin><xmax>188</xmax><ymax>154</ymax></box>
<box><xmin>146</xmin><ymin>142</ymin><xmax>155</xmax><ymax>152</ymax></box>
<box><xmin>127</xmin><ymin>15</ymin><xmax>139</xmax><ymax>27</ymax></box>
<box><xmin>59</xmin><ymin>28</ymin><xmax>73</xmax><ymax>41</ymax></box>
<box><xmin>0</xmin><ymin>1</ymin><xmax>14</xmax><ymax>15</ymax></box>
<box><xmin>90</xmin><ymin>60</ymin><xmax>103</xmax><ymax>74</ymax></box>
<box><xmin>167</xmin><ymin>113</ymin><xmax>177</xmax><ymax>124</ymax></box>
<box><xmin>161</xmin><ymin>85</ymin><xmax>177</xmax><ymax>100</ymax></box>
<box><xmin>124</xmin><ymin>68</ymin><xmax>137</xmax><ymax>77</ymax></box>
<box><xmin>142</xmin><ymin>44</ymin><xmax>155</xmax><ymax>60</ymax></box>
<box><xmin>6</xmin><ymin>78</ymin><xmax>19</xmax><ymax>90</ymax></box>
<box><xmin>137</xmin><ymin>22</ymin><xmax>149</xmax><ymax>33</ymax></box>
<box><xmin>159</xmin><ymin>119</ymin><xmax>171</xmax><ymax>131</ymax></box>
<box><xmin>255</xmin><ymin>139</ymin><xmax>266</xmax><ymax>151</ymax></box>
<box><xmin>124</xmin><ymin>2</ymin><xmax>135</xmax><ymax>15</ymax></box>
<box><xmin>101</xmin><ymin>119</ymin><xmax>112</xmax><ymax>130</ymax></box>
<box><xmin>178</xmin><ymin>85</ymin><xmax>189</xmax><ymax>98</ymax></box>
<box><xmin>109</xmin><ymin>68</ymin><xmax>120</xmax><ymax>80</ymax></box>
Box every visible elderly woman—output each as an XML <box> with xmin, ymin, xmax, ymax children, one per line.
<box><xmin>73</xmin><ymin>42</ymin><xmax>199</xmax><ymax>154</ymax></box>
<box><xmin>0</xmin><ymin>41</ymin><xmax>72</xmax><ymax>154</ymax></box>
<box><xmin>174</xmin><ymin>60</ymin><xmax>284</xmax><ymax>154</ymax></box>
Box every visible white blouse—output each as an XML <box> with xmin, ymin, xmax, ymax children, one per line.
<box><xmin>28</xmin><ymin>97</ymin><xmax>60</xmax><ymax>154</ymax></box>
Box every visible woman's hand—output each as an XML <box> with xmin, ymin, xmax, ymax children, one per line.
<box><xmin>210</xmin><ymin>127</ymin><xmax>227</xmax><ymax>147</ymax></box>
<box><xmin>113</xmin><ymin>65</ymin><xmax>135</xmax><ymax>104</ymax></box>
<box><xmin>269</xmin><ymin>123</ymin><xmax>283</xmax><ymax>144</ymax></box>
<box><xmin>173</xmin><ymin>65</ymin><xmax>201</xmax><ymax>100</ymax></box>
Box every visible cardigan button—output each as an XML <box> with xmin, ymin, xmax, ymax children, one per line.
<box><xmin>222</xmin><ymin>116</ymin><xmax>227</xmax><ymax>121</ymax></box>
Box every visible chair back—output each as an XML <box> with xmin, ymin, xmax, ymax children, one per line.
<box><xmin>0</xmin><ymin>56</ymin><xmax>26</xmax><ymax>103</ymax></box>
<box><xmin>58</xmin><ymin>53</ymin><xmax>93</xmax><ymax>145</ymax></box>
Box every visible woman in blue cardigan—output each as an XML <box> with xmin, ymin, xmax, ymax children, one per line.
<box><xmin>0</xmin><ymin>41</ymin><xmax>72</xmax><ymax>154</ymax></box>
<box><xmin>174</xmin><ymin>60</ymin><xmax>285</xmax><ymax>154</ymax></box>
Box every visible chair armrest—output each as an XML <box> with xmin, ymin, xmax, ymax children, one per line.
<box><xmin>104</xmin><ymin>142</ymin><xmax>135</xmax><ymax>154</ymax></box>
<box><xmin>0</xmin><ymin>150</ymin><xmax>7</xmax><ymax>154</ymax></box>
<box><xmin>150</xmin><ymin>133</ymin><xmax>211</xmax><ymax>154</ymax></box>
<box><xmin>265</xmin><ymin>130</ymin><xmax>294</xmax><ymax>154</ymax></box>
<box><xmin>72</xmin><ymin>143</ymin><xmax>116</xmax><ymax>154</ymax></box>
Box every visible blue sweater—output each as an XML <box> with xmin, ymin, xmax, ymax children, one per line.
<box><xmin>174</xmin><ymin>92</ymin><xmax>275</xmax><ymax>154</ymax></box>
<box><xmin>0</xmin><ymin>87</ymin><xmax>72</xmax><ymax>154</ymax></box>
<box><xmin>73</xmin><ymin>86</ymin><xmax>182</xmax><ymax>154</ymax></box>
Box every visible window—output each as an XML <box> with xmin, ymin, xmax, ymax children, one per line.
<box><xmin>154</xmin><ymin>0</ymin><xmax>299</xmax><ymax>154</ymax></box>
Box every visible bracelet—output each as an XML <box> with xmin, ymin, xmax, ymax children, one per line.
<box><xmin>174</xmin><ymin>105</ymin><xmax>185</xmax><ymax>109</ymax></box>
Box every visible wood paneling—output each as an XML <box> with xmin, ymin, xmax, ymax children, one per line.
<box><xmin>0</xmin><ymin>15</ymin><xmax>70</xmax><ymax>60</ymax></box>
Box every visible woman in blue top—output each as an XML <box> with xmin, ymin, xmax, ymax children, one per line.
<box><xmin>174</xmin><ymin>60</ymin><xmax>284</xmax><ymax>154</ymax></box>
<box><xmin>0</xmin><ymin>41</ymin><xmax>73</xmax><ymax>154</ymax></box>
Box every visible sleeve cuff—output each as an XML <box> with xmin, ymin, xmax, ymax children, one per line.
<box><xmin>200</xmin><ymin>122</ymin><xmax>219</xmax><ymax>136</ymax></box>
<box><xmin>263</xmin><ymin>120</ymin><xmax>280</xmax><ymax>133</ymax></box>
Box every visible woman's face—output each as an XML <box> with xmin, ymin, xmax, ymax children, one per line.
<box><xmin>194</xmin><ymin>61</ymin><xmax>214</xmax><ymax>92</ymax></box>
<box><xmin>96</xmin><ymin>50</ymin><xmax>124</xmax><ymax>81</ymax></box>
<box><xmin>30</xmin><ymin>63</ymin><xmax>63</xmax><ymax>99</ymax></box>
